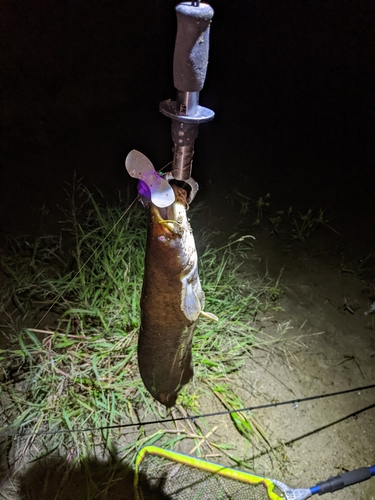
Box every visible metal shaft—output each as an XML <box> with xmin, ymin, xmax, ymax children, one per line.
<box><xmin>160</xmin><ymin>2</ymin><xmax>215</xmax><ymax>181</ymax></box>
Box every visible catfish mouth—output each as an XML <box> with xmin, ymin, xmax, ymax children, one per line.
<box><xmin>158</xmin><ymin>184</ymin><xmax>189</xmax><ymax>223</ymax></box>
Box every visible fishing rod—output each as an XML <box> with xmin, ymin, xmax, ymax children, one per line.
<box><xmin>2</xmin><ymin>383</ymin><xmax>374</xmax><ymax>438</ymax></box>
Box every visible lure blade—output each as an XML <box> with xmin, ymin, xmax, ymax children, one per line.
<box><xmin>125</xmin><ymin>150</ymin><xmax>175</xmax><ymax>208</ymax></box>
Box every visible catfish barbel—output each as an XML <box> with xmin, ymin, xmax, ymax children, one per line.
<box><xmin>139</xmin><ymin>184</ymin><xmax>213</xmax><ymax>408</ymax></box>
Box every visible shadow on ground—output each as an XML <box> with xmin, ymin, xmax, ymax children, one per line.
<box><xmin>17</xmin><ymin>456</ymin><xmax>135</xmax><ymax>500</ymax></box>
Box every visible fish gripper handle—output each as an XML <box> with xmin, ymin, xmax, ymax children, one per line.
<box><xmin>173</xmin><ymin>2</ymin><xmax>214</xmax><ymax>92</ymax></box>
<box><xmin>160</xmin><ymin>2</ymin><xmax>215</xmax><ymax>183</ymax></box>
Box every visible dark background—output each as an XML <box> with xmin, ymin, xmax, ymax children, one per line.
<box><xmin>1</xmin><ymin>0</ymin><xmax>373</xmax><ymax>251</ymax></box>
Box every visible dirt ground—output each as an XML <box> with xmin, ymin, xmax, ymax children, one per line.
<box><xmin>187</xmin><ymin>184</ymin><xmax>375</xmax><ymax>500</ymax></box>
<box><xmin>247</xmin><ymin>229</ymin><xmax>375</xmax><ymax>499</ymax></box>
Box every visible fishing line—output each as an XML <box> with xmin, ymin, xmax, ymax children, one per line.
<box><xmin>33</xmin><ymin>195</ymin><xmax>139</xmax><ymax>330</ymax></box>
<box><xmin>11</xmin><ymin>167</ymin><xmax>374</xmax><ymax>451</ymax></box>
<box><xmin>2</xmin><ymin>383</ymin><xmax>374</xmax><ymax>438</ymax></box>
<box><xmin>33</xmin><ymin>160</ymin><xmax>173</xmax><ymax>330</ymax></box>
<box><xmin>281</xmin><ymin>402</ymin><xmax>375</xmax><ymax>447</ymax></box>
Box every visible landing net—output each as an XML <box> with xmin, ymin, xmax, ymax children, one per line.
<box><xmin>134</xmin><ymin>446</ymin><xmax>286</xmax><ymax>500</ymax></box>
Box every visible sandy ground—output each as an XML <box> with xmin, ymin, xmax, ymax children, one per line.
<box><xmin>241</xmin><ymin>230</ymin><xmax>375</xmax><ymax>499</ymax></box>
<box><xmin>185</xmin><ymin>185</ymin><xmax>375</xmax><ymax>500</ymax></box>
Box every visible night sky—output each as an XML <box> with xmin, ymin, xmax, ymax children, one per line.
<box><xmin>1</xmin><ymin>0</ymin><xmax>373</xmax><ymax>251</ymax></box>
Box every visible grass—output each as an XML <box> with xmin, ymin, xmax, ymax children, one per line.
<box><xmin>0</xmin><ymin>183</ymin><xmax>280</xmax><ymax>497</ymax></box>
<box><xmin>235</xmin><ymin>191</ymin><xmax>339</xmax><ymax>241</ymax></box>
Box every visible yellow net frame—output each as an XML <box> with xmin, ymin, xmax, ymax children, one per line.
<box><xmin>134</xmin><ymin>445</ymin><xmax>285</xmax><ymax>500</ymax></box>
